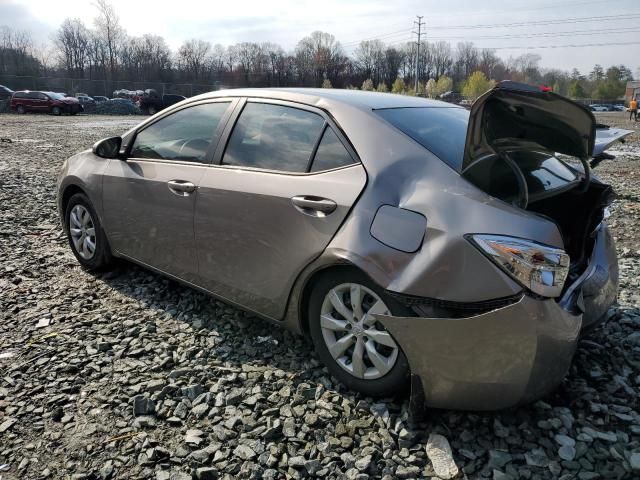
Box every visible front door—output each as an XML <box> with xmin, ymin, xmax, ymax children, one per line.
<box><xmin>194</xmin><ymin>100</ymin><xmax>367</xmax><ymax>319</ymax></box>
<box><xmin>102</xmin><ymin>100</ymin><xmax>233</xmax><ymax>280</ymax></box>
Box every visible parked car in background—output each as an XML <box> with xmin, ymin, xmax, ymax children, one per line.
<box><xmin>10</xmin><ymin>91</ymin><xmax>83</xmax><ymax>115</ymax></box>
<box><xmin>0</xmin><ymin>85</ymin><xmax>14</xmax><ymax>100</ymax></box>
<box><xmin>77</xmin><ymin>95</ymin><xmax>96</xmax><ymax>113</ymax></box>
<box><xmin>590</xmin><ymin>104</ymin><xmax>608</xmax><ymax>112</ymax></box>
<box><xmin>93</xmin><ymin>96</ymin><xmax>109</xmax><ymax>102</ymax></box>
<box><xmin>613</xmin><ymin>104</ymin><xmax>626</xmax><ymax>111</ymax></box>
<box><xmin>75</xmin><ymin>92</ymin><xmax>90</xmax><ymax>98</ymax></box>
<box><xmin>77</xmin><ymin>95</ymin><xmax>96</xmax><ymax>108</ymax></box>
<box><xmin>57</xmin><ymin>83</ymin><xmax>629</xmax><ymax>410</ymax></box>
<box><xmin>95</xmin><ymin>97</ymin><xmax>140</xmax><ymax>115</ymax></box>
<box><xmin>137</xmin><ymin>89</ymin><xmax>186</xmax><ymax>115</ymax></box>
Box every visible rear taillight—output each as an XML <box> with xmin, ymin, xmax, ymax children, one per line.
<box><xmin>468</xmin><ymin>234</ymin><xmax>570</xmax><ymax>297</ymax></box>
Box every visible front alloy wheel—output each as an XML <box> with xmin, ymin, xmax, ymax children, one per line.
<box><xmin>320</xmin><ymin>283</ymin><xmax>399</xmax><ymax>379</ymax></box>
<box><xmin>69</xmin><ymin>204</ymin><xmax>96</xmax><ymax>260</ymax></box>
<box><xmin>64</xmin><ymin>192</ymin><xmax>113</xmax><ymax>270</ymax></box>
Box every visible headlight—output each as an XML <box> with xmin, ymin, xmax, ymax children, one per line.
<box><xmin>468</xmin><ymin>234</ymin><xmax>570</xmax><ymax>297</ymax></box>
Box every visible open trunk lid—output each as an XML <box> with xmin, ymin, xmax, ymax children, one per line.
<box><xmin>462</xmin><ymin>81</ymin><xmax>596</xmax><ymax>172</ymax></box>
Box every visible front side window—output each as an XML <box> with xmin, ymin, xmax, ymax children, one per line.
<box><xmin>223</xmin><ymin>102</ymin><xmax>325</xmax><ymax>172</ymax></box>
<box><xmin>311</xmin><ymin>127</ymin><xmax>355</xmax><ymax>172</ymax></box>
<box><xmin>130</xmin><ymin>102</ymin><xmax>230</xmax><ymax>162</ymax></box>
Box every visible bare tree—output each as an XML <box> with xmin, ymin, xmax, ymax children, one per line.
<box><xmin>382</xmin><ymin>47</ymin><xmax>405</xmax><ymax>86</ymax></box>
<box><xmin>295</xmin><ymin>31</ymin><xmax>346</xmax><ymax>86</ymax></box>
<box><xmin>0</xmin><ymin>26</ymin><xmax>40</xmax><ymax>75</ymax></box>
<box><xmin>55</xmin><ymin>19</ymin><xmax>90</xmax><ymax>78</ymax></box>
<box><xmin>454</xmin><ymin>42</ymin><xmax>479</xmax><ymax>83</ymax></box>
<box><xmin>177</xmin><ymin>39</ymin><xmax>211</xmax><ymax>81</ymax></box>
<box><xmin>430</xmin><ymin>41</ymin><xmax>453</xmax><ymax>79</ymax></box>
<box><xmin>354</xmin><ymin>40</ymin><xmax>385</xmax><ymax>84</ymax></box>
<box><xmin>93</xmin><ymin>0</ymin><xmax>123</xmax><ymax>79</ymax></box>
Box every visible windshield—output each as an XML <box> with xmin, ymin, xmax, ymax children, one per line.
<box><xmin>375</xmin><ymin>107</ymin><xmax>469</xmax><ymax>170</ymax></box>
<box><xmin>48</xmin><ymin>92</ymin><xmax>64</xmax><ymax>100</ymax></box>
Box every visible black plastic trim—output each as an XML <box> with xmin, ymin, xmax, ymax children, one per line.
<box><xmin>386</xmin><ymin>290</ymin><xmax>525</xmax><ymax>318</ymax></box>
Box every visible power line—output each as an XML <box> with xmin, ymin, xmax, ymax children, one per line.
<box><xmin>341</xmin><ymin>29</ymin><xmax>412</xmax><ymax>47</ymax></box>
<box><xmin>426</xmin><ymin>0</ymin><xmax>636</xmax><ymax>17</ymax></box>
<box><xmin>428</xmin><ymin>26</ymin><xmax>640</xmax><ymax>41</ymax></box>
<box><xmin>339</xmin><ymin>13</ymin><xmax>640</xmax><ymax>52</ymax></box>
<box><xmin>427</xmin><ymin>13</ymin><xmax>640</xmax><ymax>30</ymax></box>
<box><xmin>481</xmin><ymin>40</ymin><xmax>640</xmax><ymax>50</ymax></box>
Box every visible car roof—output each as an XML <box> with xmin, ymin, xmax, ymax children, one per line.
<box><xmin>191</xmin><ymin>88</ymin><xmax>460</xmax><ymax>111</ymax></box>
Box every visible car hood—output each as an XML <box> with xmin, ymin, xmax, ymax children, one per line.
<box><xmin>63</xmin><ymin>97</ymin><xmax>79</xmax><ymax>103</ymax></box>
<box><xmin>462</xmin><ymin>81</ymin><xmax>596</xmax><ymax>172</ymax></box>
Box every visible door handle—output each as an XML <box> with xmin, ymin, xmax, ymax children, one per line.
<box><xmin>291</xmin><ymin>195</ymin><xmax>337</xmax><ymax>216</ymax></box>
<box><xmin>167</xmin><ymin>180</ymin><xmax>196</xmax><ymax>196</ymax></box>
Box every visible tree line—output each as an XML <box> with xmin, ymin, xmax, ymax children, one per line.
<box><xmin>0</xmin><ymin>1</ymin><xmax>634</xmax><ymax>99</ymax></box>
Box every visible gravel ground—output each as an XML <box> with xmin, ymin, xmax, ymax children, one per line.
<box><xmin>1</xmin><ymin>112</ymin><xmax>639</xmax><ymax>480</ymax></box>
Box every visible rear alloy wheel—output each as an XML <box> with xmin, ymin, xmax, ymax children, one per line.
<box><xmin>52</xmin><ymin>106</ymin><xmax>61</xmax><ymax>116</ymax></box>
<box><xmin>16</xmin><ymin>105</ymin><xmax>25</xmax><ymax>114</ymax></box>
<box><xmin>65</xmin><ymin>193</ymin><xmax>113</xmax><ymax>270</ymax></box>
<box><xmin>309</xmin><ymin>270</ymin><xmax>410</xmax><ymax>397</ymax></box>
<box><xmin>148</xmin><ymin>105</ymin><xmax>157</xmax><ymax>115</ymax></box>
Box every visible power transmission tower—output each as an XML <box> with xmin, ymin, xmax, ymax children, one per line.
<box><xmin>413</xmin><ymin>15</ymin><xmax>425</xmax><ymax>93</ymax></box>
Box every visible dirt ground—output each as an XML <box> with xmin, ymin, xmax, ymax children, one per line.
<box><xmin>0</xmin><ymin>111</ymin><xmax>639</xmax><ymax>480</ymax></box>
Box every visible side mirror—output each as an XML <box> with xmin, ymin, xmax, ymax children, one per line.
<box><xmin>92</xmin><ymin>136</ymin><xmax>122</xmax><ymax>159</ymax></box>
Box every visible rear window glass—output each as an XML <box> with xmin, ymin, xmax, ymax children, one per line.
<box><xmin>376</xmin><ymin>107</ymin><xmax>469</xmax><ymax>170</ymax></box>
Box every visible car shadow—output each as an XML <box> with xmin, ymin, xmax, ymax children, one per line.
<box><xmin>92</xmin><ymin>262</ymin><xmax>412</xmax><ymax>410</ymax></box>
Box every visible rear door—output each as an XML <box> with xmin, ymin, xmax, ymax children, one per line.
<box><xmin>102</xmin><ymin>99</ymin><xmax>235</xmax><ymax>281</ymax></box>
<box><xmin>194</xmin><ymin>99</ymin><xmax>367</xmax><ymax>319</ymax></box>
<box><xmin>24</xmin><ymin>92</ymin><xmax>41</xmax><ymax>111</ymax></box>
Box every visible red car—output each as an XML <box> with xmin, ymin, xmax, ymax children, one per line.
<box><xmin>10</xmin><ymin>91</ymin><xmax>83</xmax><ymax>115</ymax></box>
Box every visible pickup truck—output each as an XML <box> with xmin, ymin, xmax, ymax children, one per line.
<box><xmin>137</xmin><ymin>89</ymin><xmax>186</xmax><ymax>115</ymax></box>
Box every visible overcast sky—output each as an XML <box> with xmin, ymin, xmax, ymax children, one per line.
<box><xmin>2</xmin><ymin>0</ymin><xmax>639</xmax><ymax>76</ymax></box>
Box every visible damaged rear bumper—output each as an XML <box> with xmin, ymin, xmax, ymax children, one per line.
<box><xmin>378</xmin><ymin>296</ymin><xmax>581</xmax><ymax>411</ymax></box>
<box><xmin>377</xmin><ymin>223</ymin><xmax>617</xmax><ymax>411</ymax></box>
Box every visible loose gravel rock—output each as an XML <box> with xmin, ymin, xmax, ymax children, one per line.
<box><xmin>0</xmin><ymin>112</ymin><xmax>639</xmax><ymax>479</ymax></box>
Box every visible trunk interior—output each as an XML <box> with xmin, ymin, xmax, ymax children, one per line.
<box><xmin>464</xmin><ymin>154</ymin><xmax>614</xmax><ymax>289</ymax></box>
<box><xmin>526</xmin><ymin>181</ymin><xmax>613</xmax><ymax>286</ymax></box>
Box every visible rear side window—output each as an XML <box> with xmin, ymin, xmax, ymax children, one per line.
<box><xmin>130</xmin><ymin>102</ymin><xmax>230</xmax><ymax>163</ymax></box>
<box><xmin>223</xmin><ymin>102</ymin><xmax>324</xmax><ymax>172</ymax></box>
<box><xmin>376</xmin><ymin>107</ymin><xmax>470</xmax><ymax>170</ymax></box>
<box><xmin>13</xmin><ymin>92</ymin><xmax>25</xmax><ymax>98</ymax></box>
<box><xmin>311</xmin><ymin>127</ymin><xmax>355</xmax><ymax>172</ymax></box>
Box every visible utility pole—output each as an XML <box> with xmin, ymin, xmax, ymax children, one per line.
<box><xmin>413</xmin><ymin>15</ymin><xmax>425</xmax><ymax>93</ymax></box>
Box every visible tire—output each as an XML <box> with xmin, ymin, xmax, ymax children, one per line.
<box><xmin>52</xmin><ymin>106</ymin><xmax>61</xmax><ymax>116</ymax></box>
<box><xmin>147</xmin><ymin>105</ymin><xmax>157</xmax><ymax>115</ymax></box>
<box><xmin>308</xmin><ymin>268</ymin><xmax>411</xmax><ymax>397</ymax></box>
<box><xmin>64</xmin><ymin>193</ymin><xmax>113</xmax><ymax>270</ymax></box>
<box><xmin>16</xmin><ymin>105</ymin><xmax>25</xmax><ymax>114</ymax></box>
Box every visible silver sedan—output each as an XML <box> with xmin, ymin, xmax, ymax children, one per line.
<box><xmin>57</xmin><ymin>83</ymin><xmax>627</xmax><ymax>410</ymax></box>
